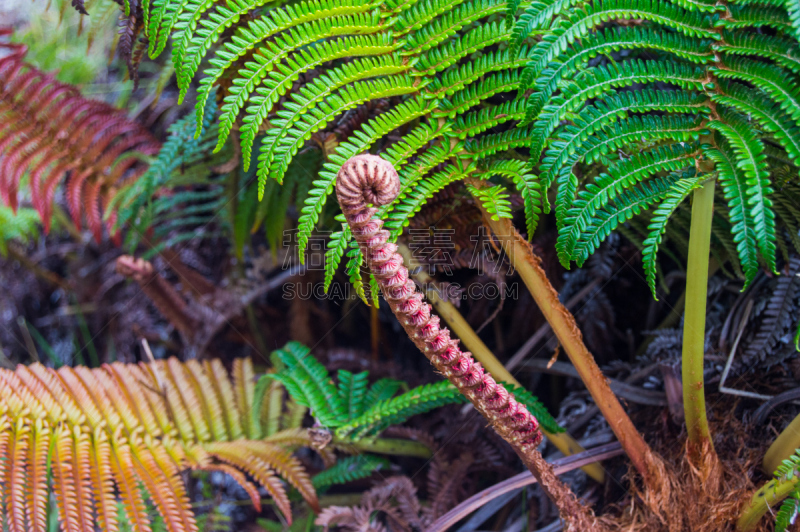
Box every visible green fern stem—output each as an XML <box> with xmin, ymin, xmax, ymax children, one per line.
<box><xmin>737</xmin><ymin>475</ymin><xmax>799</xmax><ymax>531</ymax></box>
<box><xmin>681</xmin><ymin>176</ymin><xmax>716</xmax><ymax>457</ymax></box>
<box><xmin>763</xmin><ymin>413</ymin><xmax>800</xmax><ymax>476</ymax></box>
<box><xmin>338</xmin><ymin>436</ymin><xmax>433</xmax><ymax>458</ymax></box>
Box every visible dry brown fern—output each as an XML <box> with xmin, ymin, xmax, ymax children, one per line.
<box><xmin>0</xmin><ymin>30</ymin><xmax>159</xmax><ymax>242</ymax></box>
<box><xmin>0</xmin><ymin>356</ymin><xmax>319</xmax><ymax>532</ymax></box>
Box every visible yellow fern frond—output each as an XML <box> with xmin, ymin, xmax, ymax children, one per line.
<box><xmin>0</xmin><ymin>357</ymin><xmax>318</xmax><ymax>531</ymax></box>
<box><xmin>89</xmin><ymin>428</ymin><xmax>118</xmax><ymax>532</ymax></box>
<box><xmin>110</xmin><ymin>434</ymin><xmax>153</xmax><ymax>532</ymax></box>
<box><xmin>206</xmin><ymin>359</ymin><xmax>244</xmax><ymax>440</ymax></box>
<box><xmin>70</xmin><ymin>427</ymin><xmax>96</xmax><ymax>532</ymax></box>
<box><xmin>185</xmin><ymin>360</ymin><xmax>227</xmax><ymax>441</ymax></box>
<box><xmin>26</xmin><ymin>418</ymin><xmax>49</xmax><ymax>532</ymax></box>
<box><xmin>8</xmin><ymin>417</ymin><xmax>30</xmax><ymax>532</ymax></box>
<box><xmin>233</xmin><ymin>358</ymin><xmax>255</xmax><ymax>438</ymax></box>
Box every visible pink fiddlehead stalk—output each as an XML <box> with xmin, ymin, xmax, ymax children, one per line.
<box><xmin>335</xmin><ymin>155</ymin><xmax>605</xmax><ymax>531</ymax></box>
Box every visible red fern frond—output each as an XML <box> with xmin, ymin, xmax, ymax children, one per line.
<box><xmin>0</xmin><ymin>32</ymin><xmax>159</xmax><ymax>242</ymax></box>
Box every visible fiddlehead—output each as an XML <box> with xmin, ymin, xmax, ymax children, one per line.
<box><xmin>335</xmin><ymin>154</ymin><xmax>604</xmax><ymax>531</ymax></box>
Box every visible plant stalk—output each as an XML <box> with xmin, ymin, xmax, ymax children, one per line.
<box><xmin>399</xmin><ymin>244</ymin><xmax>605</xmax><ymax>482</ymax></box>
<box><xmin>467</xmin><ymin>179</ymin><xmax>657</xmax><ymax>487</ymax></box>
<box><xmin>340</xmin><ymin>437</ymin><xmax>433</xmax><ymax>459</ymax></box>
<box><xmin>763</xmin><ymin>412</ymin><xmax>800</xmax><ymax>474</ymax></box>
<box><xmin>681</xmin><ymin>179</ymin><xmax>716</xmax><ymax>459</ymax></box>
<box><xmin>737</xmin><ymin>476</ymin><xmax>798</xmax><ymax>531</ymax></box>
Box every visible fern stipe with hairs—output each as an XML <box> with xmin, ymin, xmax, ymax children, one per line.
<box><xmin>335</xmin><ymin>154</ymin><xmax>605</xmax><ymax>531</ymax></box>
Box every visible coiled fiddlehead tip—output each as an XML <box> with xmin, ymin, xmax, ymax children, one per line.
<box><xmin>335</xmin><ymin>154</ymin><xmax>542</xmax><ymax>451</ymax></box>
<box><xmin>336</xmin><ymin>154</ymin><xmax>400</xmax><ymax>212</ymax></box>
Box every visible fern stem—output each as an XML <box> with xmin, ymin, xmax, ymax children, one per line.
<box><xmin>398</xmin><ymin>243</ymin><xmax>605</xmax><ymax>483</ymax></box>
<box><xmin>737</xmin><ymin>476</ymin><xmax>799</xmax><ymax>531</ymax></box>
<box><xmin>337</xmin><ymin>155</ymin><xmax>606</xmax><ymax>531</ymax></box>
<box><xmin>764</xmin><ymin>413</ymin><xmax>800</xmax><ymax>475</ymax></box>
<box><xmin>465</xmin><ymin>178</ymin><xmax>659</xmax><ymax>489</ymax></box>
<box><xmin>340</xmin><ymin>437</ymin><xmax>433</xmax><ymax>458</ymax></box>
<box><xmin>681</xmin><ymin>179</ymin><xmax>716</xmax><ymax>457</ymax></box>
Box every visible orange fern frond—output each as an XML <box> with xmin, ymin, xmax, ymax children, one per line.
<box><xmin>0</xmin><ymin>357</ymin><xmax>320</xmax><ymax>531</ymax></box>
<box><xmin>8</xmin><ymin>418</ymin><xmax>30</xmax><ymax>532</ymax></box>
<box><xmin>26</xmin><ymin>418</ymin><xmax>49</xmax><ymax>532</ymax></box>
<box><xmin>0</xmin><ymin>30</ymin><xmax>159</xmax><ymax>242</ymax></box>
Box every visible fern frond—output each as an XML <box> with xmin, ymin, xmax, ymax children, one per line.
<box><xmin>573</xmin><ymin>173</ymin><xmax>684</xmax><ymax>266</ymax></box>
<box><xmin>521</xmin><ymin>0</ymin><xmax>717</xmax><ymax>92</ymax></box>
<box><xmin>707</xmin><ymin>142</ymin><xmax>760</xmax><ymax>285</ymax></box>
<box><xmin>402</xmin><ymin>0</ymin><xmax>507</xmax><ymax>53</ymax></box>
<box><xmin>335</xmin><ymin>380</ymin><xmax>467</xmax><ymax>439</ymax></box>
<box><xmin>0</xmin><ymin>346</ymin><xmax>356</xmax><ymax>530</ymax></box>
<box><xmin>268</xmin><ymin>75</ymin><xmax>420</xmax><ymax>185</ymax></box>
<box><xmin>476</xmin><ymin>159</ymin><xmax>541</xmax><ymax>236</ymax></box>
<box><xmin>467</xmin><ymin>183</ymin><xmax>514</xmax><ymax>220</ymax></box>
<box><xmin>240</xmin><ymin>42</ymin><xmax>411</xmax><ymax>172</ymax></box>
<box><xmin>214</xmin><ymin>12</ymin><xmax>386</xmax><ymax>151</ymax></box>
<box><xmin>312</xmin><ymin>455</ymin><xmax>390</xmax><ymax>491</ymax></box>
<box><xmin>414</xmin><ymin>20</ymin><xmax>509</xmax><ymax>74</ymax></box>
<box><xmin>268</xmin><ymin>341</ymin><xmax>344</xmax><ymax>425</ymax></box>
<box><xmin>0</xmin><ymin>41</ymin><xmax>159</xmax><ymax>241</ymax></box>
<box><xmin>708</xmin><ymin>109</ymin><xmax>776</xmax><ymax>272</ymax></box>
<box><xmin>642</xmin><ymin>175</ymin><xmax>703</xmax><ymax>297</ymax></box>
<box><xmin>713</xmin><ymin>81</ymin><xmax>800</xmax><ymax>166</ymax></box>
<box><xmin>526</xmin><ymin>60</ymin><xmax>707</xmax><ymax>159</ymax></box>
<box><xmin>337</xmin><ymin>370</ymin><xmax>370</xmax><ymax>419</ymax></box>
<box><xmin>557</xmin><ymin>143</ymin><xmax>699</xmax><ymax>265</ymax></box>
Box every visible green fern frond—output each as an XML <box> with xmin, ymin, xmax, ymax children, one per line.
<box><xmin>312</xmin><ymin>455</ymin><xmax>390</xmax><ymax>491</ymax></box>
<box><xmin>572</xmin><ymin>173</ymin><xmax>684</xmax><ymax>266</ymax></box>
<box><xmin>642</xmin><ymin>175</ymin><xmax>704</xmax><ymax>297</ymax></box>
<box><xmin>337</xmin><ymin>370</ymin><xmax>370</xmax><ymax>420</ymax></box>
<box><xmin>0</xmin><ymin>206</ymin><xmax>40</xmax><ymax>256</ymax></box>
<box><xmin>467</xmin><ymin>183</ymin><xmax>514</xmax><ymax>220</ymax></box>
<box><xmin>250</xmin><ymin>52</ymin><xmax>407</xmax><ymax>175</ymax></box>
<box><xmin>335</xmin><ymin>380</ymin><xmax>466</xmax><ymax>439</ymax></box>
<box><xmin>268</xmin><ymin>342</ymin><xmax>344</xmax><ymax>426</ymax></box>
<box><xmin>476</xmin><ymin>159</ymin><xmax>541</xmax><ymax>236</ymax></box>
<box><xmin>557</xmin><ymin>143</ymin><xmax>699</xmax><ymax>266</ymax></box>
<box><xmin>707</xmin><ymin>109</ymin><xmax>776</xmax><ymax>272</ymax></box>
<box><xmin>707</xmin><ymin>142</ymin><xmax>760</xmax><ymax>284</ymax></box>
<box><xmin>414</xmin><ymin>20</ymin><xmax>509</xmax><ymax>74</ymax></box>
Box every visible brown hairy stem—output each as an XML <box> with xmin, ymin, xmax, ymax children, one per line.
<box><xmin>116</xmin><ymin>255</ymin><xmax>198</xmax><ymax>334</ymax></box>
<box><xmin>466</xmin><ymin>177</ymin><xmax>662</xmax><ymax>490</ymax></box>
<box><xmin>336</xmin><ymin>155</ymin><xmax>605</xmax><ymax>531</ymax></box>
<box><xmin>399</xmin><ymin>243</ymin><xmax>606</xmax><ymax>483</ymax></box>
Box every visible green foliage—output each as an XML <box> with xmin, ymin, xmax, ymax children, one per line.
<box><xmin>84</xmin><ymin>0</ymin><xmax>800</xmax><ymax>302</ymax></box>
<box><xmin>263</xmin><ymin>341</ymin><xmax>561</xmax><ymax>440</ymax></box>
<box><xmin>109</xmin><ymin>91</ymin><xmax>231</xmax><ymax>256</ymax></box>
<box><xmin>507</xmin><ymin>0</ymin><xmax>800</xmax><ymax>295</ymax></box>
<box><xmin>118</xmin><ymin>0</ymin><xmax>568</xmax><ymax>283</ymax></box>
<box><xmin>0</xmin><ymin>206</ymin><xmax>40</xmax><ymax>256</ymax></box>
<box><xmin>312</xmin><ymin>455</ymin><xmax>391</xmax><ymax>491</ymax></box>
<box><xmin>467</xmin><ymin>183</ymin><xmax>514</xmax><ymax>220</ymax></box>
<box><xmin>773</xmin><ymin>451</ymin><xmax>800</xmax><ymax>531</ymax></box>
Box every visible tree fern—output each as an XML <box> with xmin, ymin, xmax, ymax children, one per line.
<box><xmin>87</xmin><ymin>0</ymin><xmax>800</xmax><ymax>303</ymax></box>
<box><xmin>502</xmin><ymin>0</ymin><xmax>800</xmax><ymax>294</ymax></box>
